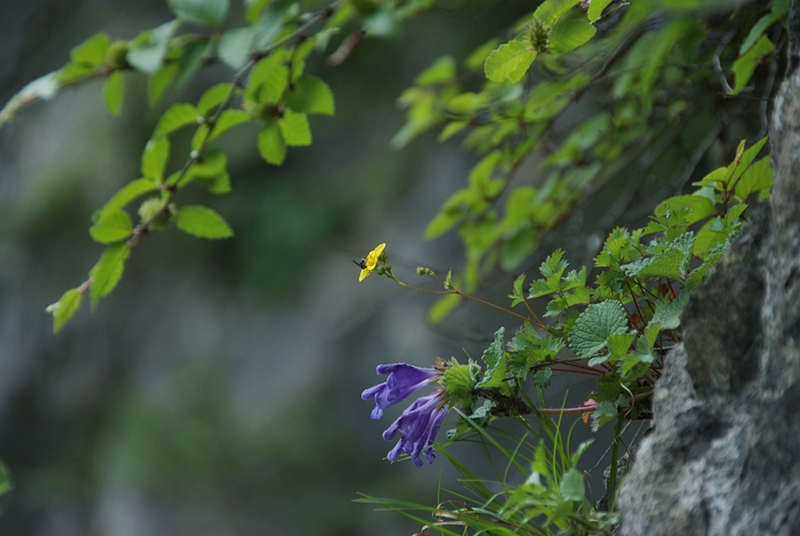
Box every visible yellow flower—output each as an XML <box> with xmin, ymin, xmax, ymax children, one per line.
<box><xmin>359</xmin><ymin>243</ymin><xmax>386</xmax><ymax>281</ymax></box>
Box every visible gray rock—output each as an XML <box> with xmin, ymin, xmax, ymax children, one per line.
<box><xmin>618</xmin><ymin>2</ymin><xmax>800</xmax><ymax>534</ymax></box>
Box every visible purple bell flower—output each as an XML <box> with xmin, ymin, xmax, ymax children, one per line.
<box><xmin>361</xmin><ymin>363</ymin><xmax>439</xmax><ymax>419</ymax></box>
<box><xmin>362</xmin><ymin>362</ymin><xmax>450</xmax><ymax>466</ymax></box>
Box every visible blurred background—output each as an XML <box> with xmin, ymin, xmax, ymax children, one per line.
<box><xmin>0</xmin><ymin>0</ymin><xmax>761</xmax><ymax>534</ymax></box>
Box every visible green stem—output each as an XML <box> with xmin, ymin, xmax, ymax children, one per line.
<box><xmin>607</xmin><ymin>415</ymin><xmax>625</xmax><ymax>512</ymax></box>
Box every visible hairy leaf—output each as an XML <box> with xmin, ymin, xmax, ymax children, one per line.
<box><xmin>569</xmin><ymin>300</ymin><xmax>628</xmax><ymax>360</ymax></box>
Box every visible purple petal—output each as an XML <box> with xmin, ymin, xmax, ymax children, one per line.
<box><xmin>362</xmin><ymin>363</ymin><xmax>439</xmax><ymax>420</ymax></box>
<box><xmin>380</xmin><ymin>391</ymin><xmax>448</xmax><ymax>467</ymax></box>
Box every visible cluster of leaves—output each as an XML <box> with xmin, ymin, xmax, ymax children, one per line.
<box><xmin>392</xmin><ymin>0</ymin><xmax>787</xmax><ymax>321</ymax></box>
<box><xmin>1</xmin><ymin>0</ymin><xmax>440</xmax><ymax>333</ymax></box>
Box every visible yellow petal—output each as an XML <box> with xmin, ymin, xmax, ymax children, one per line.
<box><xmin>359</xmin><ymin>268</ymin><xmax>371</xmax><ymax>282</ymax></box>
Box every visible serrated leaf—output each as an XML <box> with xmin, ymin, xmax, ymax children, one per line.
<box><xmin>102</xmin><ymin>71</ymin><xmax>124</xmax><ymax>116</ymax></box>
<box><xmin>285</xmin><ymin>76</ymin><xmax>335</xmax><ymax>115</ymax></box>
<box><xmin>588</xmin><ymin>0</ymin><xmax>613</xmax><ymax>21</ymax></box>
<box><xmin>174</xmin><ymin>205</ymin><xmax>233</xmax><ymax>239</ymax></box>
<box><xmin>607</xmin><ymin>331</ymin><xmax>635</xmax><ymax>360</ymax></box>
<box><xmin>533</xmin><ymin>368</ymin><xmax>553</xmax><ymax>387</ymax></box>
<box><xmin>534</xmin><ymin>0</ymin><xmax>581</xmax><ymax>25</ymax></box>
<box><xmin>148</xmin><ymin>62</ymin><xmax>179</xmax><ymax>105</ymax></box>
<box><xmin>278</xmin><ymin>110</ymin><xmax>312</xmax><ymax>146</ymax></box>
<box><xmin>428</xmin><ymin>293</ymin><xmax>461</xmax><ymax>323</ymax></box>
<box><xmin>100</xmin><ymin>178</ymin><xmax>160</xmax><ymax>217</ymax></box>
<box><xmin>484</xmin><ymin>39</ymin><xmax>537</xmax><ymax>83</ymax></box>
<box><xmin>731</xmin><ymin>35</ymin><xmax>774</xmax><ymax>95</ymax></box>
<box><xmin>208</xmin><ymin>109</ymin><xmax>250</xmax><ymax>142</ymax></box>
<box><xmin>569</xmin><ymin>300</ymin><xmax>628</xmax><ymax>360</ymax></box>
<box><xmin>70</xmin><ymin>32</ymin><xmax>111</xmax><ymax>66</ymax></box>
<box><xmin>168</xmin><ymin>0</ymin><xmax>229</xmax><ymax>27</ymax></box>
<box><xmin>247</xmin><ymin>52</ymin><xmax>288</xmax><ymax>104</ymax></box>
<box><xmin>186</xmin><ymin>150</ymin><xmax>230</xmax><ymax>193</ymax></box>
<box><xmin>734</xmin><ymin>156</ymin><xmax>771</xmax><ymax>201</ymax></box>
<box><xmin>257</xmin><ymin>123</ymin><xmax>287</xmax><ymax>165</ymax></box>
<box><xmin>560</xmin><ymin>468</ymin><xmax>585</xmax><ymax>502</ymax></box>
<box><xmin>89</xmin><ymin>243</ymin><xmax>131</xmax><ymax>309</ymax></box>
<box><xmin>89</xmin><ymin>210</ymin><xmax>134</xmax><ymax>244</ymax></box>
<box><xmin>127</xmin><ymin>20</ymin><xmax>179</xmax><ymax>74</ymax></box>
<box><xmin>650</xmin><ymin>290</ymin><xmax>690</xmax><ymax>330</ymax></box>
<box><xmin>476</xmin><ymin>328</ymin><xmax>507</xmax><ymax>390</ymax></box>
<box><xmin>49</xmin><ymin>288</ymin><xmax>84</xmax><ymax>334</ymax></box>
<box><xmin>548</xmin><ymin>17</ymin><xmax>596</xmax><ymax>54</ymax></box>
<box><xmin>218</xmin><ymin>27</ymin><xmax>256</xmax><ymax>69</ymax></box>
<box><xmin>154</xmin><ymin>103</ymin><xmax>199</xmax><ymax>138</ymax></box>
<box><xmin>731</xmin><ymin>137</ymin><xmax>768</xmax><ymax>185</ymax></box>
<box><xmin>655</xmin><ymin>194</ymin><xmax>716</xmax><ymax>225</ymax></box>
<box><xmin>509</xmin><ymin>274</ymin><xmax>526</xmax><ymax>307</ymax></box>
<box><xmin>141</xmin><ymin>137</ymin><xmax>170</xmax><ymax>181</ymax></box>
<box><xmin>197</xmin><ymin>83</ymin><xmax>233</xmax><ymax>117</ymax></box>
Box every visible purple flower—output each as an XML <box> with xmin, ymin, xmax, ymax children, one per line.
<box><xmin>383</xmin><ymin>390</ymin><xmax>449</xmax><ymax>467</ymax></box>
<box><xmin>362</xmin><ymin>363</ymin><xmax>449</xmax><ymax>466</ymax></box>
<box><xmin>361</xmin><ymin>363</ymin><xmax>439</xmax><ymax>419</ymax></box>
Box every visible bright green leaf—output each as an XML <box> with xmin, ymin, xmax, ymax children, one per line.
<box><xmin>655</xmin><ymin>194</ymin><xmax>716</xmax><ymax>225</ymax></box>
<box><xmin>588</xmin><ymin>0</ymin><xmax>613</xmax><ymax>21</ymax></box>
<box><xmin>89</xmin><ymin>210</ymin><xmax>134</xmax><ymax>244</ymax></box>
<box><xmin>278</xmin><ymin>110</ymin><xmax>312</xmax><ymax>146</ymax></box>
<box><xmin>176</xmin><ymin>38</ymin><xmax>212</xmax><ymax>89</ymax></box>
<box><xmin>560</xmin><ymin>468</ymin><xmax>585</xmax><ymax>502</ymax></box>
<box><xmin>48</xmin><ymin>288</ymin><xmax>84</xmax><ymax>334</ymax></box>
<box><xmin>70</xmin><ymin>32</ymin><xmax>111</xmax><ymax>66</ymax></box>
<box><xmin>148</xmin><ymin>62</ymin><xmax>179</xmax><ymax>105</ymax></box>
<box><xmin>548</xmin><ymin>17</ymin><xmax>596</xmax><ymax>54</ymax></box>
<box><xmin>89</xmin><ymin>243</ymin><xmax>131</xmax><ymax>309</ymax></box>
<box><xmin>465</xmin><ymin>38</ymin><xmax>500</xmax><ymax>71</ymax></box>
<box><xmin>218</xmin><ymin>27</ymin><xmax>256</xmax><ymax>69</ymax></box>
<box><xmin>731</xmin><ymin>35</ymin><xmax>774</xmax><ymax>95</ymax></box>
<box><xmin>484</xmin><ymin>39</ymin><xmax>537</xmax><ymax>83</ymax></box>
<box><xmin>127</xmin><ymin>20</ymin><xmax>179</xmax><ymax>74</ymax></box>
<box><xmin>415</xmin><ymin>56</ymin><xmax>456</xmax><ymax>86</ymax></box>
<box><xmin>208</xmin><ymin>109</ymin><xmax>250</xmax><ymax>142</ymax></box>
<box><xmin>102</xmin><ymin>71</ymin><xmax>124</xmax><ymax>116</ymax></box>
<box><xmin>153</xmin><ymin>103</ymin><xmax>199</xmax><ymax>138</ymax></box>
<box><xmin>650</xmin><ymin>291</ymin><xmax>690</xmax><ymax>331</ymax></box>
<box><xmin>174</xmin><ymin>205</ymin><xmax>234</xmax><ymax>239</ymax></box>
<box><xmin>247</xmin><ymin>52</ymin><xmax>288</xmax><ymax>103</ymax></box>
<box><xmin>534</xmin><ymin>0</ymin><xmax>581</xmax><ymax>25</ymax></box>
<box><xmin>141</xmin><ymin>137</ymin><xmax>170</xmax><ymax>181</ymax></box>
<box><xmin>257</xmin><ymin>123</ymin><xmax>287</xmax><ymax>165</ymax></box>
<box><xmin>100</xmin><ymin>178</ymin><xmax>160</xmax><ymax>216</ymax></box>
<box><xmin>285</xmin><ymin>76</ymin><xmax>335</xmax><ymax>116</ymax></box>
<box><xmin>184</xmin><ymin>150</ymin><xmax>231</xmax><ymax>193</ymax></box>
<box><xmin>197</xmin><ymin>83</ymin><xmax>234</xmax><ymax>117</ymax></box>
<box><xmin>168</xmin><ymin>0</ymin><xmax>229</xmax><ymax>27</ymax></box>
<box><xmin>735</xmin><ymin>156</ymin><xmax>772</xmax><ymax>200</ymax></box>
<box><xmin>569</xmin><ymin>300</ymin><xmax>628</xmax><ymax>360</ymax></box>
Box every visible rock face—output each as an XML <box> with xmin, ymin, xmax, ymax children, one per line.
<box><xmin>618</xmin><ymin>3</ymin><xmax>800</xmax><ymax>535</ymax></box>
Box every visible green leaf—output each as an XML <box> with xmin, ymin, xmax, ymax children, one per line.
<box><xmin>534</xmin><ymin>0</ymin><xmax>581</xmax><ymax>25</ymax></box>
<box><xmin>0</xmin><ymin>72</ymin><xmax>60</xmax><ymax>125</ymax></box>
<box><xmin>484</xmin><ymin>39</ymin><xmax>537</xmax><ymax>83</ymax></box>
<box><xmin>102</xmin><ymin>71</ymin><xmax>124</xmax><ymax>116</ymax></box>
<box><xmin>588</xmin><ymin>0</ymin><xmax>613</xmax><ymax>21</ymax></box>
<box><xmin>560</xmin><ymin>468</ymin><xmax>585</xmax><ymax>502</ymax></box>
<box><xmin>174</xmin><ymin>205</ymin><xmax>234</xmax><ymax>239</ymax></box>
<box><xmin>148</xmin><ymin>62</ymin><xmax>179</xmax><ymax>105</ymax></box>
<box><xmin>100</xmin><ymin>178</ymin><xmax>160</xmax><ymax>216</ymax></box>
<box><xmin>607</xmin><ymin>331</ymin><xmax>636</xmax><ymax>360</ymax></box>
<box><xmin>208</xmin><ymin>109</ymin><xmax>250</xmax><ymax>142</ymax></box>
<box><xmin>735</xmin><ymin>156</ymin><xmax>772</xmax><ymax>200</ymax></box>
<box><xmin>650</xmin><ymin>291</ymin><xmax>690</xmax><ymax>331</ymax></box>
<box><xmin>197</xmin><ymin>84</ymin><xmax>233</xmax><ymax>117</ymax></box>
<box><xmin>127</xmin><ymin>20</ymin><xmax>179</xmax><ymax>74</ymax></box>
<box><xmin>569</xmin><ymin>300</ymin><xmax>628</xmax><ymax>360</ymax></box>
<box><xmin>247</xmin><ymin>52</ymin><xmax>288</xmax><ymax>104</ymax></box>
<box><xmin>428</xmin><ymin>293</ymin><xmax>461</xmax><ymax>323</ymax></box>
<box><xmin>257</xmin><ymin>123</ymin><xmax>287</xmax><ymax>165</ymax></box>
<box><xmin>70</xmin><ymin>32</ymin><xmax>111</xmax><ymax>66</ymax></box>
<box><xmin>285</xmin><ymin>76</ymin><xmax>335</xmax><ymax>116</ymax></box>
<box><xmin>548</xmin><ymin>17</ymin><xmax>596</xmax><ymax>54</ymax></box>
<box><xmin>176</xmin><ymin>38</ymin><xmax>212</xmax><ymax>89</ymax></box>
<box><xmin>218</xmin><ymin>27</ymin><xmax>256</xmax><ymax>69</ymax></box>
<box><xmin>655</xmin><ymin>194</ymin><xmax>716</xmax><ymax>225</ymax></box>
<box><xmin>48</xmin><ymin>288</ymin><xmax>84</xmax><ymax>334</ymax></box>
<box><xmin>476</xmin><ymin>328</ymin><xmax>507</xmax><ymax>390</ymax></box>
<box><xmin>0</xmin><ymin>461</ymin><xmax>11</xmax><ymax>496</ymax></box>
<box><xmin>731</xmin><ymin>35</ymin><xmax>774</xmax><ymax>95</ymax></box>
<box><xmin>153</xmin><ymin>103</ymin><xmax>199</xmax><ymax>138</ymax></box>
<box><xmin>168</xmin><ymin>0</ymin><xmax>229</xmax><ymax>27</ymax></box>
<box><xmin>89</xmin><ymin>243</ymin><xmax>131</xmax><ymax>309</ymax></box>
<box><xmin>278</xmin><ymin>110</ymin><xmax>312</xmax><ymax>146</ymax></box>
<box><xmin>740</xmin><ymin>13</ymin><xmax>780</xmax><ymax>56</ymax></box>
<box><xmin>465</xmin><ymin>38</ymin><xmax>500</xmax><ymax>71</ymax></box>
<box><xmin>415</xmin><ymin>56</ymin><xmax>456</xmax><ymax>86</ymax></box>
<box><xmin>141</xmin><ymin>137</ymin><xmax>170</xmax><ymax>181</ymax></box>
<box><xmin>89</xmin><ymin>210</ymin><xmax>134</xmax><ymax>244</ymax></box>
<box><xmin>185</xmin><ymin>150</ymin><xmax>231</xmax><ymax>193</ymax></box>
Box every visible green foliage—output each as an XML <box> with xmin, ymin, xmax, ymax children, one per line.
<box><xmin>174</xmin><ymin>205</ymin><xmax>234</xmax><ymax>239</ymax></box>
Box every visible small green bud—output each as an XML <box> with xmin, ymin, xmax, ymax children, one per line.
<box><xmin>138</xmin><ymin>198</ymin><xmax>175</xmax><ymax>230</ymax></box>
<box><xmin>528</xmin><ymin>19</ymin><xmax>550</xmax><ymax>53</ymax></box>
<box><xmin>416</xmin><ymin>266</ymin><xmax>426</xmax><ymax>276</ymax></box>
<box><xmin>106</xmin><ymin>41</ymin><xmax>130</xmax><ymax>70</ymax></box>
<box><xmin>375</xmin><ymin>265</ymin><xmax>385</xmax><ymax>275</ymax></box>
